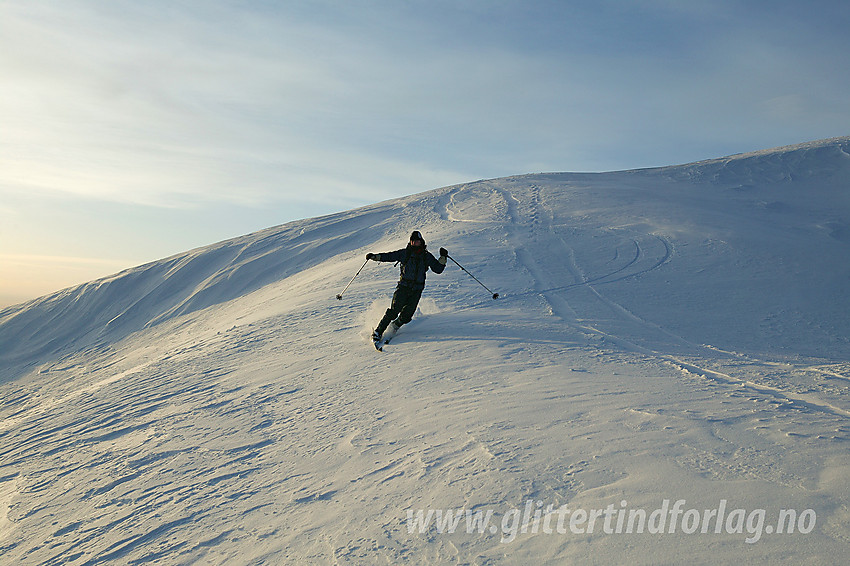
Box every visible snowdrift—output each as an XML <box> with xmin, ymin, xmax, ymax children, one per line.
<box><xmin>1</xmin><ymin>137</ymin><xmax>849</xmax><ymax>564</ymax></box>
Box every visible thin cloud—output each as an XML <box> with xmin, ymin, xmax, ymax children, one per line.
<box><xmin>4</xmin><ymin>0</ymin><xmax>849</xmax><ymax>208</ymax></box>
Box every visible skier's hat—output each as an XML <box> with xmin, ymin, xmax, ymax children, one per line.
<box><xmin>409</xmin><ymin>230</ymin><xmax>425</xmax><ymax>244</ymax></box>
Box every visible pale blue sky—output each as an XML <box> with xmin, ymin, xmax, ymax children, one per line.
<box><xmin>2</xmin><ymin>0</ymin><xmax>849</xmax><ymax>305</ymax></box>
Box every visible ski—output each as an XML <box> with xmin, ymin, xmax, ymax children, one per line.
<box><xmin>371</xmin><ymin>331</ymin><xmax>387</xmax><ymax>351</ymax></box>
<box><xmin>371</xmin><ymin>326</ymin><xmax>399</xmax><ymax>351</ymax></box>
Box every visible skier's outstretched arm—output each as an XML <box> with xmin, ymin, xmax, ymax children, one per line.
<box><xmin>366</xmin><ymin>249</ymin><xmax>405</xmax><ymax>263</ymax></box>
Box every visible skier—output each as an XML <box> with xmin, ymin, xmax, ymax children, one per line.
<box><xmin>366</xmin><ymin>231</ymin><xmax>448</xmax><ymax>348</ymax></box>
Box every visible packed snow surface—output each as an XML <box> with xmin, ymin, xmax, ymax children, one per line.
<box><xmin>1</xmin><ymin>137</ymin><xmax>849</xmax><ymax>564</ymax></box>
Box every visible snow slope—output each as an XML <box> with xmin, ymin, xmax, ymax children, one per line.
<box><xmin>1</xmin><ymin>137</ymin><xmax>849</xmax><ymax>564</ymax></box>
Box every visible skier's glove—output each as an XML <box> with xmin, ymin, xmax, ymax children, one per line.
<box><xmin>439</xmin><ymin>248</ymin><xmax>448</xmax><ymax>257</ymax></box>
<box><xmin>366</xmin><ymin>253</ymin><xmax>376</xmax><ymax>260</ymax></box>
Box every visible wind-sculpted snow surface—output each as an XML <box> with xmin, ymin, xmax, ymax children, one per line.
<box><xmin>1</xmin><ymin>138</ymin><xmax>849</xmax><ymax>564</ymax></box>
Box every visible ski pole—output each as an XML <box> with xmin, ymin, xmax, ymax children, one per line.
<box><xmin>336</xmin><ymin>258</ymin><xmax>370</xmax><ymax>300</ymax></box>
<box><xmin>447</xmin><ymin>255</ymin><xmax>499</xmax><ymax>299</ymax></box>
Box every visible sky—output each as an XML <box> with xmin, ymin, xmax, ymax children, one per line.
<box><xmin>2</xmin><ymin>0</ymin><xmax>849</xmax><ymax>307</ymax></box>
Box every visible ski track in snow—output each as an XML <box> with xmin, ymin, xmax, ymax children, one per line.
<box><xmin>1</xmin><ymin>137</ymin><xmax>850</xmax><ymax>564</ymax></box>
<box><xmin>481</xmin><ymin>181</ymin><xmax>850</xmax><ymax>424</ymax></box>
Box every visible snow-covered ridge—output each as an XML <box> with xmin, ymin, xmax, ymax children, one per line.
<box><xmin>0</xmin><ymin>137</ymin><xmax>849</xmax><ymax>564</ymax></box>
<box><xmin>0</xmin><ymin>202</ymin><xmax>403</xmax><ymax>374</ymax></box>
<box><xmin>662</xmin><ymin>135</ymin><xmax>850</xmax><ymax>186</ymax></box>
<box><xmin>2</xmin><ymin>136</ymin><xmax>847</xmax><ymax>376</ymax></box>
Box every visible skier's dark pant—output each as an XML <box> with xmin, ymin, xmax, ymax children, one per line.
<box><xmin>376</xmin><ymin>283</ymin><xmax>422</xmax><ymax>335</ymax></box>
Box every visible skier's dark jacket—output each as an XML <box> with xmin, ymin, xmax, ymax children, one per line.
<box><xmin>372</xmin><ymin>245</ymin><xmax>446</xmax><ymax>291</ymax></box>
